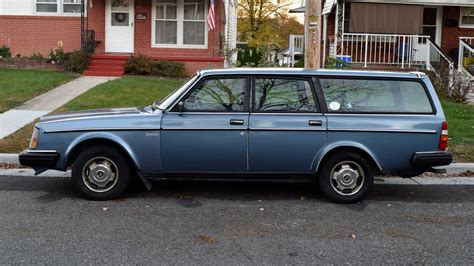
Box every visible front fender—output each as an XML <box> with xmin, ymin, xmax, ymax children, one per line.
<box><xmin>60</xmin><ymin>132</ymin><xmax>140</xmax><ymax>170</ymax></box>
<box><xmin>311</xmin><ymin>141</ymin><xmax>383</xmax><ymax>173</ymax></box>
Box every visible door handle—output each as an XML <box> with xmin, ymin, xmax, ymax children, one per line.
<box><xmin>230</xmin><ymin>119</ymin><xmax>244</xmax><ymax>125</ymax></box>
<box><xmin>308</xmin><ymin>120</ymin><xmax>323</xmax><ymax>126</ymax></box>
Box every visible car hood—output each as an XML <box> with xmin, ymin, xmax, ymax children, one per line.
<box><xmin>40</xmin><ymin>107</ymin><xmax>142</xmax><ymax>122</ymax></box>
<box><xmin>37</xmin><ymin>107</ymin><xmax>162</xmax><ymax>133</ymax></box>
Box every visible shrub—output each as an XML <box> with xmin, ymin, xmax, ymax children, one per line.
<box><xmin>0</xmin><ymin>45</ymin><xmax>11</xmax><ymax>58</ymax></box>
<box><xmin>125</xmin><ymin>55</ymin><xmax>154</xmax><ymax>75</ymax></box>
<box><xmin>325</xmin><ymin>57</ymin><xmax>351</xmax><ymax>69</ymax></box>
<box><xmin>125</xmin><ymin>55</ymin><xmax>188</xmax><ymax>77</ymax></box>
<box><xmin>63</xmin><ymin>50</ymin><xmax>90</xmax><ymax>73</ymax></box>
<box><xmin>294</xmin><ymin>58</ymin><xmax>304</xmax><ymax>68</ymax></box>
<box><xmin>30</xmin><ymin>52</ymin><xmax>44</xmax><ymax>60</ymax></box>
<box><xmin>152</xmin><ymin>60</ymin><xmax>187</xmax><ymax>77</ymax></box>
<box><xmin>49</xmin><ymin>47</ymin><xmax>66</xmax><ymax>63</ymax></box>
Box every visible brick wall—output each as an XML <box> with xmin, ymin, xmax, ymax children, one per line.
<box><xmin>441</xmin><ymin>6</ymin><xmax>474</xmax><ymax>55</ymax></box>
<box><xmin>0</xmin><ymin>16</ymin><xmax>81</xmax><ymax>56</ymax></box>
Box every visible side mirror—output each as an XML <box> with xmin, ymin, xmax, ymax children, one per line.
<box><xmin>177</xmin><ymin>101</ymin><xmax>185</xmax><ymax>113</ymax></box>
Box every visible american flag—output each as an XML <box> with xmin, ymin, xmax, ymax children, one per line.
<box><xmin>207</xmin><ymin>0</ymin><xmax>215</xmax><ymax>31</ymax></box>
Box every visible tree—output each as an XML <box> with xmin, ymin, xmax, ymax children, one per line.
<box><xmin>238</xmin><ymin>0</ymin><xmax>302</xmax><ymax>48</ymax></box>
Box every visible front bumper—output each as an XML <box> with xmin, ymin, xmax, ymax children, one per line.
<box><xmin>412</xmin><ymin>151</ymin><xmax>453</xmax><ymax>168</ymax></box>
<box><xmin>19</xmin><ymin>150</ymin><xmax>59</xmax><ymax>168</ymax></box>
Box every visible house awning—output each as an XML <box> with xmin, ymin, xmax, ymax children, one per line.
<box><xmin>289</xmin><ymin>6</ymin><xmax>306</xmax><ymax>13</ymax></box>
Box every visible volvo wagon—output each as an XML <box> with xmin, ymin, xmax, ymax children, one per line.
<box><xmin>19</xmin><ymin>69</ymin><xmax>452</xmax><ymax>203</ymax></box>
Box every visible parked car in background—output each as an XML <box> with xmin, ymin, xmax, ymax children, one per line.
<box><xmin>19</xmin><ymin>69</ymin><xmax>452</xmax><ymax>203</ymax></box>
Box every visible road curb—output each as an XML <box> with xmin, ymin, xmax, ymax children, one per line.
<box><xmin>0</xmin><ymin>168</ymin><xmax>473</xmax><ymax>185</ymax></box>
<box><xmin>0</xmin><ymin>154</ymin><xmax>19</xmax><ymax>164</ymax></box>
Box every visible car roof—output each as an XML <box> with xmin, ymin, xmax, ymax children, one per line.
<box><xmin>198</xmin><ymin>68</ymin><xmax>424</xmax><ymax>79</ymax></box>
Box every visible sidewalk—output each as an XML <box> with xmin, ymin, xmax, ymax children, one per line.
<box><xmin>0</xmin><ymin>76</ymin><xmax>117</xmax><ymax>139</ymax></box>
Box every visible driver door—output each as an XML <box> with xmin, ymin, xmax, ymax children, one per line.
<box><xmin>160</xmin><ymin>76</ymin><xmax>250</xmax><ymax>172</ymax></box>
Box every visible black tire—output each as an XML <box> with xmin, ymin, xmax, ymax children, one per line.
<box><xmin>318</xmin><ymin>152</ymin><xmax>374</xmax><ymax>203</ymax></box>
<box><xmin>72</xmin><ymin>145</ymin><xmax>131</xmax><ymax>200</ymax></box>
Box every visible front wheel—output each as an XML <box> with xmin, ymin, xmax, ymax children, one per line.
<box><xmin>72</xmin><ymin>145</ymin><xmax>131</xmax><ymax>200</ymax></box>
<box><xmin>318</xmin><ymin>152</ymin><xmax>374</xmax><ymax>203</ymax></box>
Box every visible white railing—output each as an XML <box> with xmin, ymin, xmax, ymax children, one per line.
<box><xmin>339</xmin><ymin>33</ymin><xmax>431</xmax><ymax>68</ymax></box>
<box><xmin>426</xmin><ymin>39</ymin><xmax>455</xmax><ymax>91</ymax></box>
<box><xmin>288</xmin><ymin>35</ymin><xmax>304</xmax><ymax>67</ymax></box>
<box><xmin>458</xmin><ymin>37</ymin><xmax>474</xmax><ymax>76</ymax></box>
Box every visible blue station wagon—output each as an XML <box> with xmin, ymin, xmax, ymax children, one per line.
<box><xmin>19</xmin><ymin>69</ymin><xmax>452</xmax><ymax>203</ymax></box>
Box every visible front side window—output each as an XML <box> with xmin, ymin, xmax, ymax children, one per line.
<box><xmin>154</xmin><ymin>0</ymin><xmax>206</xmax><ymax>47</ymax></box>
<box><xmin>182</xmin><ymin>78</ymin><xmax>247</xmax><ymax>112</ymax></box>
<box><xmin>320</xmin><ymin>78</ymin><xmax>433</xmax><ymax>114</ymax></box>
<box><xmin>254</xmin><ymin>78</ymin><xmax>317</xmax><ymax>112</ymax></box>
<box><xmin>36</xmin><ymin>0</ymin><xmax>58</xmax><ymax>13</ymax></box>
<box><xmin>460</xmin><ymin>7</ymin><xmax>474</xmax><ymax>28</ymax></box>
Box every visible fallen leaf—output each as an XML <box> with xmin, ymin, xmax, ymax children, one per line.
<box><xmin>351</xmin><ymin>234</ymin><xmax>356</xmax><ymax>239</ymax></box>
<box><xmin>198</xmin><ymin>235</ymin><xmax>216</xmax><ymax>243</ymax></box>
<box><xmin>259</xmin><ymin>208</ymin><xmax>265</xmax><ymax>211</ymax></box>
<box><xmin>102</xmin><ymin>207</ymin><xmax>108</xmax><ymax>211</ymax></box>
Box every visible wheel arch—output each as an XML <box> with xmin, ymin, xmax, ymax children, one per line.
<box><xmin>313</xmin><ymin>143</ymin><xmax>383</xmax><ymax>174</ymax></box>
<box><xmin>63</xmin><ymin>133</ymin><xmax>140</xmax><ymax>170</ymax></box>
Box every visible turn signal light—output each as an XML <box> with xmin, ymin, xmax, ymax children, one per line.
<box><xmin>29</xmin><ymin>128</ymin><xmax>40</xmax><ymax>149</ymax></box>
<box><xmin>439</xmin><ymin>122</ymin><xmax>448</xmax><ymax>151</ymax></box>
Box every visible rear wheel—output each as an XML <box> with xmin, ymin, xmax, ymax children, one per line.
<box><xmin>72</xmin><ymin>145</ymin><xmax>131</xmax><ymax>200</ymax></box>
<box><xmin>318</xmin><ymin>152</ymin><xmax>374</xmax><ymax>203</ymax></box>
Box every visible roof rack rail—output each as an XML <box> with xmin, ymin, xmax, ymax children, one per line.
<box><xmin>410</xmin><ymin>71</ymin><xmax>426</xmax><ymax>78</ymax></box>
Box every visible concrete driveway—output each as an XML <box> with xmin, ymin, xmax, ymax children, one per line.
<box><xmin>0</xmin><ymin>175</ymin><xmax>473</xmax><ymax>264</ymax></box>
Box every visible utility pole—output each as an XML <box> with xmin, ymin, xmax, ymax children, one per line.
<box><xmin>304</xmin><ymin>0</ymin><xmax>322</xmax><ymax>69</ymax></box>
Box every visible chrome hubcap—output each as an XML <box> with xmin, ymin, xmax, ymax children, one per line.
<box><xmin>82</xmin><ymin>157</ymin><xmax>119</xmax><ymax>193</ymax></box>
<box><xmin>330</xmin><ymin>161</ymin><xmax>365</xmax><ymax>196</ymax></box>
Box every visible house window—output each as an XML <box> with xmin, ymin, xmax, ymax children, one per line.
<box><xmin>63</xmin><ymin>0</ymin><xmax>82</xmax><ymax>14</ymax></box>
<box><xmin>36</xmin><ymin>0</ymin><xmax>58</xmax><ymax>13</ymax></box>
<box><xmin>460</xmin><ymin>7</ymin><xmax>474</xmax><ymax>28</ymax></box>
<box><xmin>35</xmin><ymin>0</ymin><xmax>84</xmax><ymax>15</ymax></box>
<box><xmin>153</xmin><ymin>0</ymin><xmax>207</xmax><ymax>48</ymax></box>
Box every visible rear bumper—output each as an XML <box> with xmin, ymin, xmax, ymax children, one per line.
<box><xmin>19</xmin><ymin>150</ymin><xmax>59</xmax><ymax>168</ymax></box>
<box><xmin>412</xmin><ymin>151</ymin><xmax>452</xmax><ymax>168</ymax></box>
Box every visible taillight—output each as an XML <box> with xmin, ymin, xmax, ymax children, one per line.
<box><xmin>439</xmin><ymin>121</ymin><xmax>448</xmax><ymax>151</ymax></box>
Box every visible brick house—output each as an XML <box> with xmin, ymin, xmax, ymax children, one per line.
<box><xmin>0</xmin><ymin>0</ymin><xmax>238</xmax><ymax>76</ymax></box>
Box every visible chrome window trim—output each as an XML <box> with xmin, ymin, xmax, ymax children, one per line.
<box><xmin>324</xmin><ymin>113</ymin><xmax>436</xmax><ymax>117</ymax></box>
<box><xmin>165</xmin><ymin>112</ymin><xmax>250</xmax><ymax>115</ymax></box>
<box><xmin>250</xmin><ymin>112</ymin><xmax>325</xmax><ymax>116</ymax></box>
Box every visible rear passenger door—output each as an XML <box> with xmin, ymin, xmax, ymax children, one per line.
<box><xmin>248</xmin><ymin>76</ymin><xmax>327</xmax><ymax>173</ymax></box>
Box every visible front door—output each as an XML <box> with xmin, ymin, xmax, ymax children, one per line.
<box><xmin>413</xmin><ymin>7</ymin><xmax>442</xmax><ymax>62</ymax></box>
<box><xmin>106</xmin><ymin>0</ymin><xmax>134</xmax><ymax>53</ymax></box>
<box><xmin>160</xmin><ymin>76</ymin><xmax>250</xmax><ymax>172</ymax></box>
<box><xmin>248</xmin><ymin>76</ymin><xmax>327</xmax><ymax>173</ymax></box>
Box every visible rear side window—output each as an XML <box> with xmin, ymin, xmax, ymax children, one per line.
<box><xmin>254</xmin><ymin>78</ymin><xmax>318</xmax><ymax>112</ymax></box>
<box><xmin>319</xmin><ymin>78</ymin><xmax>433</xmax><ymax>114</ymax></box>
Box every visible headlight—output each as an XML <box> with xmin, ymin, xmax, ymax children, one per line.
<box><xmin>29</xmin><ymin>127</ymin><xmax>40</xmax><ymax>149</ymax></box>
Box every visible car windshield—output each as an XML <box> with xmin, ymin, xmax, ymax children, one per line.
<box><xmin>154</xmin><ymin>74</ymin><xmax>200</xmax><ymax>110</ymax></box>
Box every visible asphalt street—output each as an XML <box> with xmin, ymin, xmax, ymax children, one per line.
<box><xmin>0</xmin><ymin>175</ymin><xmax>473</xmax><ymax>264</ymax></box>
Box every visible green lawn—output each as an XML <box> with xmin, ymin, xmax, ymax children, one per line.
<box><xmin>1</xmin><ymin>75</ymin><xmax>473</xmax><ymax>163</ymax></box>
<box><xmin>0</xmin><ymin>76</ymin><xmax>184</xmax><ymax>153</ymax></box>
<box><xmin>56</xmin><ymin>76</ymin><xmax>184</xmax><ymax>112</ymax></box>
<box><xmin>442</xmin><ymin>100</ymin><xmax>474</xmax><ymax>162</ymax></box>
<box><xmin>0</xmin><ymin>68</ymin><xmax>76</xmax><ymax>113</ymax></box>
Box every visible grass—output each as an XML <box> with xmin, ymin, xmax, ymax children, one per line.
<box><xmin>0</xmin><ymin>76</ymin><xmax>184</xmax><ymax>153</ymax></box>
<box><xmin>442</xmin><ymin>100</ymin><xmax>474</xmax><ymax>162</ymax></box>
<box><xmin>0</xmin><ymin>76</ymin><xmax>473</xmax><ymax>163</ymax></box>
<box><xmin>56</xmin><ymin>76</ymin><xmax>184</xmax><ymax>112</ymax></box>
<box><xmin>0</xmin><ymin>68</ymin><xmax>76</xmax><ymax>113</ymax></box>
